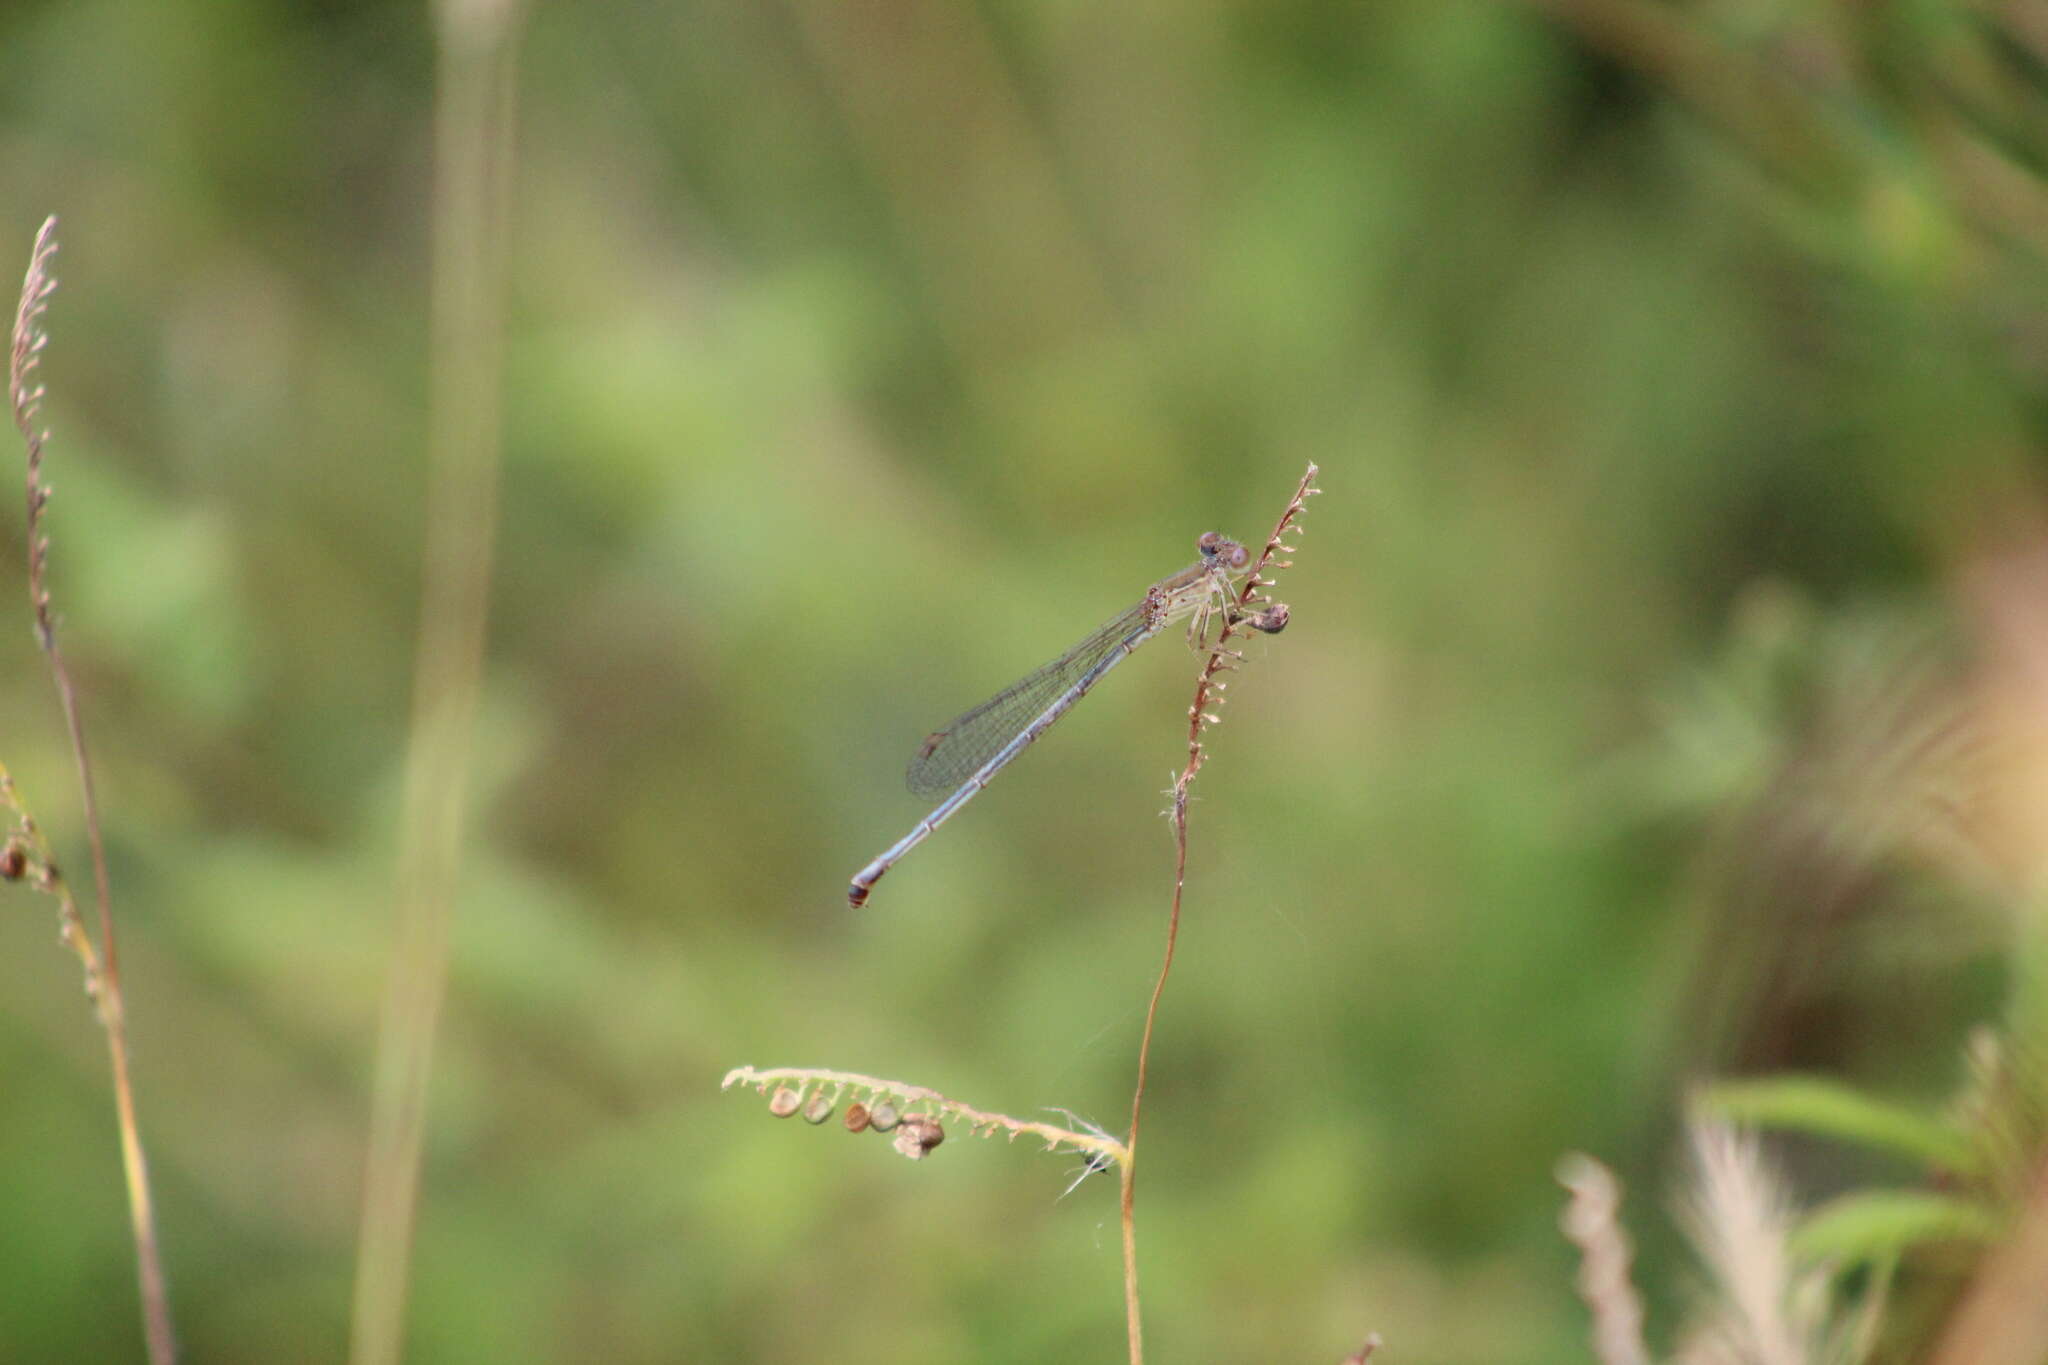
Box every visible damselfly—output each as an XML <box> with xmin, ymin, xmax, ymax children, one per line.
<box><xmin>847</xmin><ymin>531</ymin><xmax>1282</xmax><ymax>908</ymax></box>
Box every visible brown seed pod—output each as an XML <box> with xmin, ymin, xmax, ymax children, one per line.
<box><xmin>1247</xmin><ymin>603</ymin><xmax>1289</xmax><ymax>635</ymax></box>
<box><xmin>844</xmin><ymin>1102</ymin><xmax>871</xmax><ymax>1133</ymax></box>
<box><xmin>0</xmin><ymin>841</ymin><xmax>25</xmax><ymax>881</ymax></box>
<box><xmin>892</xmin><ymin>1116</ymin><xmax>945</xmax><ymax>1160</ymax></box>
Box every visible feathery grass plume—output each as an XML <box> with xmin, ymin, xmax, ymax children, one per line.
<box><xmin>1557</xmin><ymin>1153</ymin><xmax>1652</xmax><ymax>1365</ymax></box>
<box><xmin>1672</xmin><ymin>1121</ymin><xmax>1886</xmax><ymax>1365</ymax></box>
<box><xmin>1676</xmin><ymin>1122</ymin><xmax>1806</xmax><ymax>1365</ymax></box>
<box><xmin>1560</xmin><ymin>1124</ymin><xmax>1890</xmax><ymax>1365</ymax></box>
<box><xmin>15</xmin><ymin>218</ymin><xmax>58</xmax><ymax>646</ymax></box>
<box><xmin>9</xmin><ymin>215</ymin><xmax>178</xmax><ymax>1365</ymax></box>
<box><xmin>1615</xmin><ymin>585</ymin><xmax>1983</xmax><ymax>1082</ymax></box>
<box><xmin>1951</xmin><ymin>1026</ymin><xmax>2042</xmax><ymax>1214</ymax></box>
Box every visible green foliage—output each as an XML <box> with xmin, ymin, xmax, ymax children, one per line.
<box><xmin>1793</xmin><ymin>1190</ymin><xmax>2002</xmax><ymax>1267</ymax></box>
<box><xmin>2</xmin><ymin>1</ymin><xmax>2047</xmax><ymax>1362</ymax></box>
<box><xmin>1700</xmin><ymin>1077</ymin><xmax>1983</xmax><ymax>1182</ymax></box>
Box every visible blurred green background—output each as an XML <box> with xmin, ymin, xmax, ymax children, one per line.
<box><xmin>2</xmin><ymin>1</ymin><xmax>2045</xmax><ymax>1361</ymax></box>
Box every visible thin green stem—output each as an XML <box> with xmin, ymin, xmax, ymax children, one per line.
<box><xmin>349</xmin><ymin>6</ymin><xmax>521</xmax><ymax>1363</ymax></box>
<box><xmin>12</xmin><ymin>216</ymin><xmax>177</xmax><ymax>1365</ymax></box>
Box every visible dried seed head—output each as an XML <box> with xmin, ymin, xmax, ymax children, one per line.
<box><xmin>867</xmin><ymin>1100</ymin><xmax>901</xmax><ymax>1132</ymax></box>
<box><xmin>0</xmin><ymin>841</ymin><xmax>25</xmax><ymax>881</ymax></box>
<box><xmin>892</xmin><ymin>1116</ymin><xmax>945</xmax><ymax>1160</ymax></box>
<box><xmin>801</xmin><ymin>1092</ymin><xmax>836</xmax><ymax>1125</ymax></box>
<box><xmin>768</xmin><ymin>1086</ymin><xmax>802</xmax><ymax>1118</ymax></box>
<box><xmin>1341</xmin><ymin>1333</ymin><xmax>1382</xmax><ymax>1364</ymax></box>
<box><xmin>1247</xmin><ymin>603</ymin><xmax>1289</xmax><ymax>635</ymax></box>
<box><xmin>844</xmin><ymin>1102</ymin><xmax>871</xmax><ymax>1133</ymax></box>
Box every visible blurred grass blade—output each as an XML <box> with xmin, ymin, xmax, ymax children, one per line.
<box><xmin>1794</xmin><ymin>1190</ymin><xmax>2002</xmax><ymax>1266</ymax></box>
<box><xmin>349</xmin><ymin>4</ymin><xmax>523</xmax><ymax>1364</ymax></box>
<box><xmin>1701</xmin><ymin>1077</ymin><xmax>1983</xmax><ymax>1180</ymax></box>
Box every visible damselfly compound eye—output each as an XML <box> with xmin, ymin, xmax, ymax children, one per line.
<box><xmin>1197</xmin><ymin>531</ymin><xmax>1222</xmax><ymax>558</ymax></box>
<box><xmin>1224</xmin><ymin>542</ymin><xmax>1249</xmax><ymax>569</ymax></box>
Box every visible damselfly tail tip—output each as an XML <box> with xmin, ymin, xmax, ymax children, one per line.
<box><xmin>847</xmin><ymin>883</ymin><xmax>870</xmax><ymax>909</ymax></box>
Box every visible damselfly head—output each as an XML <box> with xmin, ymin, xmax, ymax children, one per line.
<box><xmin>1197</xmin><ymin>531</ymin><xmax>1250</xmax><ymax>571</ymax></box>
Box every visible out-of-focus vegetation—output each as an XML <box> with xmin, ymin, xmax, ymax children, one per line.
<box><xmin>2</xmin><ymin>1</ymin><xmax>2048</xmax><ymax>1361</ymax></box>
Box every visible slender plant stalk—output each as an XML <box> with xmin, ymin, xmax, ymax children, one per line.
<box><xmin>1119</xmin><ymin>464</ymin><xmax>1318</xmax><ymax>1365</ymax></box>
<box><xmin>349</xmin><ymin>5</ymin><xmax>522</xmax><ymax>1363</ymax></box>
<box><xmin>1556</xmin><ymin>1154</ymin><xmax>1652</xmax><ymax>1365</ymax></box>
<box><xmin>10</xmin><ymin>216</ymin><xmax>178</xmax><ymax>1365</ymax></box>
<box><xmin>1930</xmin><ymin>1143</ymin><xmax>2048</xmax><ymax>1365</ymax></box>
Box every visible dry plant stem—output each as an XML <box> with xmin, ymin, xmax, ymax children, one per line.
<box><xmin>11</xmin><ymin>217</ymin><xmax>178</xmax><ymax>1365</ymax></box>
<box><xmin>349</xmin><ymin>7</ymin><xmax>521</xmax><ymax>1365</ymax></box>
<box><xmin>1556</xmin><ymin>1154</ymin><xmax>1651</xmax><ymax>1365</ymax></box>
<box><xmin>1339</xmin><ymin>1335</ymin><xmax>1382</xmax><ymax>1365</ymax></box>
<box><xmin>1119</xmin><ymin>463</ymin><xmax>1319</xmax><ymax>1365</ymax></box>
<box><xmin>1929</xmin><ymin>1143</ymin><xmax>2048</xmax><ymax>1365</ymax></box>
